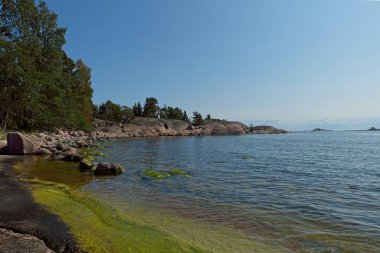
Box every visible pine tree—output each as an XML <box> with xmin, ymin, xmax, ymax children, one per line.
<box><xmin>192</xmin><ymin>111</ymin><xmax>205</xmax><ymax>126</ymax></box>
<box><xmin>142</xmin><ymin>97</ymin><xmax>159</xmax><ymax>118</ymax></box>
<box><xmin>132</xmin><ymin>102</ymin><xmax>143</xmax><ymax>117</ymax></box>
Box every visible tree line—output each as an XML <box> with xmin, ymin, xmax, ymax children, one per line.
<box><xmin>0</xmin><ymin>1</ymin><xmax>212</xmax><ymax>131</ymax></box>
<box><xmin>93</xmin><ymin>97</ymin><xmax>211</xmax><ymax>126</ymax></box>
<box><xmin>0</xmin><ymin>0</ymin><xmax>93</xmax><ymax>130</ymax></box>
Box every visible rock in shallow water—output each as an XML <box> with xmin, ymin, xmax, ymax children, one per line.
<box><xmin>0</xmin><ymin>228</ymin><xmax>54</xmax><ymax>253</ymax></box>
<box><xmin>94</xmin><ymin>162</ymin><xmax>124</xmax><ymax>176</ymax></box>
<box><xmin>7</xmin><ymin>132</ymin><xmax>38</xmax><ymax>155</ymax></box>
<box><xmin>79</xmin><ymin>159</ymin><xmax>94</xmax><ymax>171</ymax></box>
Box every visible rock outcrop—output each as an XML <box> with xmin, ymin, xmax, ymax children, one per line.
<box><xmin>95</xmin><ymin>117</ymin><xmax>250</xmax><ymax>137</ymax></box>
<box><xmin>0</xmin><ymin>228</ymin><xmax>54</xmax><ymax>253</ymax></box>
<box><xmin>248</xmin><ymin>125</ymin><xmax>287</xmax><ymax>134</ymax></box>
<box><xmin>7</xmin><ymin>132</ymin><xmax>38</xmax><ymax>155</ymax></box>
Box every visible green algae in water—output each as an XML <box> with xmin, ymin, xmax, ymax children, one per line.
<box><xmin>143</xmin><ymin>169</ymin><xmax>190</xmax><ymax>179</ymax></box>
<box><xmin>15</xmin><ymin>159</ymin><xmax>286</xmax><ymax>253</ymax></box>
<box><xmin>143</xmin><ymin>170</ymin><xmax>171</xmax><ymax>179</ymax></box>
<box><xmin>79</xmin><ymin>149</ymin><xmax>108</xmax><ymax>158</ymax></box>
<box><xmin>14</xmin><ymin>159</ymin><xmax>92</xmax><ymax>188</ymax></box>
<box><xmin>29</xmin><ymin>180</ymin><xmax>210</xmax><ymax>253</ymax></box>
<box><xmin>169</xmin><ymin>169</ymin><xmax>190</xmax><ymax>176</ymax></box>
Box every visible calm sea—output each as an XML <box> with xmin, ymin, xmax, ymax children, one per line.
<box><xmin>67</xmin><ymin>132</ymin><xmax>380</xmax><ymax>251</ymax></box>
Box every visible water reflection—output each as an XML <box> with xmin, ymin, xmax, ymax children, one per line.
<box><xmin>14</xmin><ymin>156</ymin><xmax>93</xmax><ymax>188</ymax></box>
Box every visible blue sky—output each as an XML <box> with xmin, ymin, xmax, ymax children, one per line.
<box><xmin>45</xmin><ymin>0</ymin><xmax>380</xmax><ymax>130</ymax></box>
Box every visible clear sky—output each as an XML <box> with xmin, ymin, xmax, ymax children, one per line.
<box><xmin>45</xmin><ymin>0</ymin><xmax>380</xmax><ymax>130</ymax></box>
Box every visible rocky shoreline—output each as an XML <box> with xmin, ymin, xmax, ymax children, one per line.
<box><xmin>0</xmin><ymin>118</ymin><xmax>287</xmax><ymax>252</ymax></box>
<box><xmin>0</xmin><ymin>117</ymin><xmax>287</xmax><ymax>159</ymax></box>
<box><xmin>94</xmin><ymin>117</ymin><xmax>287</xmax><ymax>138</ymax></box>
<box><xmin>0</xmin><ymin>118</ymin><xmax>287</xmax><ymax>176</ymax></box>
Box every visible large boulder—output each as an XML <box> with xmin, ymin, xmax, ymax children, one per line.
<box><xmin>94</xmin><ymin>162</ymin><xmax>124</xmax><ymax>176</ymax></box>
<box><xmin>7</xmin><ymin>132</ymin><xmax>38</xmax><ymax>155</ymax></box>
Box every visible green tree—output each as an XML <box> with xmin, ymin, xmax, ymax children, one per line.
<box><xmin>98</xmin><ymin>100</ymin><xmax>123</xmax><ymax>122</ymax></box>
<box><xmin>93</xmin><ymin>104</ymin><xmax>100</xmax><ymax>119</ymax></box>
<box><xmin>0</xmin><ymin>0</ymin><xmax>94</xmax><ymax>130</ymax></box>
<box><xmin>132</xmin><ymin>102</ymin><xmax>143</xmax><ymax>117</ymax></box>
<box><xmin>143</xmin><ymin>97</ymin><xmax>159</xmax><ymax>118</ymax></box>
<box><xmin>192</xmin><ymin>111</ymin><xmax>205</xmax><ymax>126</ymax></box>
<box><xmin>183</xmin><ymin>111</ymin><xmax>190</xmax><ymax>123</ymax></box>
<box><xmin>205</xmin><ymin>114</ymin><xmax>211</xmax><ymax>120</ymax></box>
<box><xmin>121</xmin><ymin>106</ymin><xmax>134</xmax><ymax>122</ymax></box>
<box><xmin>72</xmin><ymin>59</ymin><xmax>93</xmax><ymax>124</ymax></box>
<box><xmin>159</xmin><ymin>105</ymin><xmax>169</xmax><ymax>119</ymax></box>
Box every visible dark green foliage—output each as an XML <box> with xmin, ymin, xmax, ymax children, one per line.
<box><xmin>132</xmin><ymin>102</ymin><xmax>142</xmax><ymax>117</ymax></box>
<box><xmin>183</xmin><ymin>111</ymin><xmax>190</xmax><ymax>123</ymax></box>
<box><xmin>121</xmin><ymin>106</ymin><xmax>135</xmax><ymax>122</ymax></box>
<box><xmin>160</xmin><ymin>105</ymin><xmax>184</xmax><ymax>120</ymax></box>
<box><xmin>97</xmin><ymin>101</ymin><xmax>134</xmax><ymax>122</ymax></box>
<box><xmin>143</xmin><ymin>97</ymin><xmax>159</xmax><ymax>118</ymax></box>
<box><xmin>93</xmin><ymin>104</ymin><xmax>100</xmax><ymax>119</ymax></box>
<box><xmin>94</xmin><ymin>97</ymin><xmax>211</xmax><ymax>125</ymax></box>
<box><xmin>98</xmin><ymin>100</ymin><xmax>123</xmax><ymax>122</ymax></box>
<box><xmin>0</xmin><ymin>0</ymin><xmax>93</xmax><ymax>130</ymax></box>
<box><xmin>192</xmin><ymin>111</ymin><xmax>205</xmax><ymax>126</ymax></box>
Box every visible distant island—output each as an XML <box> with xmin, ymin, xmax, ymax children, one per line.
<box><xmin>312</xmin><ymin>128</ymin><xmax>331</xmax><ymax>132</ymax></box>
<box><xmin>368</xmin><ymin>127</ymin><xmax>380</xmax><ymax>131</ymax></box>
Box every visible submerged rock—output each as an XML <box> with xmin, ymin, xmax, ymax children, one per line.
<box><xmin>0</xmin><ymin>228</ymin><xmax>54</xmax><ymax>253</ymax></box>
<box><xmin>143</xmin><ymin>169</ymin><xmax>190</xmax><ymax>179</ymax></box>
<box><xmin>168</xmin><ymin>169</ymin><xmax>189</xmax><ymax>176</ymax></box>
<box><xmin>62</xmin><ymin>154</ymin><xmax>84</xmax><ymax>163</ymax></box>
<box><xmin>94</xmin><ymin>162</ymin><xmax>124</xmax><ymax>176</ymax></box>
<box><xmin>79</xmin><ymin>159</ymin><xmax>94</xmax><ymax>171</ymax></box>
<box><xmin>7</xmin><ymin>132</ymin><xmax>38</xmax><ymax>155</ymax></box>
<box><xmin>143</xmin><ymin>170</ymin><xmax>170</xmax><ymax>179</ymax></box>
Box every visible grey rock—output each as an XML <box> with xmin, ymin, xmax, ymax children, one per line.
<box><xmin>94</xmin><ymin>162</ymin><xmax>124</xmax><ymax>176</ymax></box>
<box><xmin>36</xmin><ymin>148</ymin><xmax>52</xmax><ymax>156</ymax></box>
<box><xmin>0</xmin><ymin>228</ymin><xmax>54</xmax><ymax>253</ymax></box>
<box><xmin>7</xmin><ymin>132</ymin><xmax>38</xmax><ymax>155</ymax></box>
